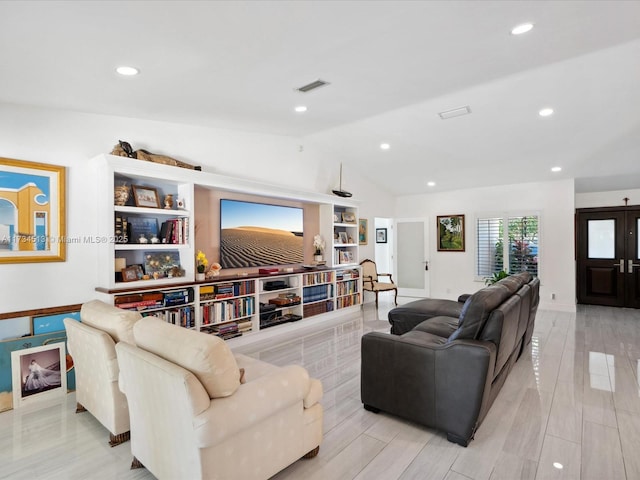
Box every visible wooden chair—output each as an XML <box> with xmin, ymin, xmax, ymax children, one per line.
<box><xmin>360</xmin><ymin>259</ymin><xmax>398</xmax><ymax>307</ymax></box>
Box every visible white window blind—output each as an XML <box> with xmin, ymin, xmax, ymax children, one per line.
<box><xmin>477</xmin><ymin>215</ymin><xmax>539</xmax><ymax>278</ymax></box>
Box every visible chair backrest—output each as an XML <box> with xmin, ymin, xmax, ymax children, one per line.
<box><xmin>360</xmin><ymin>259</ymin><xmax>379</xmax><ymax>282</ymax></box>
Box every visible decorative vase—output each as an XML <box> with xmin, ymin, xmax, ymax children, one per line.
<box><xmin>114</xmin><ymin>185</ymin><xmax>130</xmax><ymax>206</ymax></box>
<box><xmin>164</xmin><ymin>194</ymin><xmax>174</xmax><ymax>210</ymax></box>
<box><xmin>314</xmin><ymin>254</ymin><xmax>324</xmax><ymax>262</ymax></box>
<box><xmin>196</xmin><ymin>272</ymin><xmax>205</xmax><ymax>281</ymax></box>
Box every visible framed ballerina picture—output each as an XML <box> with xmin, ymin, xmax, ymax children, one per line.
<box><xmin>11</xmin><ymin>342</ymin><xmax>67</xmax><ymax>409</ymax></box>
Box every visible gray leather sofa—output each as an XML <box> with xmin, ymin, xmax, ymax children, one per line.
<box><xmin>360</xmin><ymin>272</ymin><xmax>540</xmax><ymax>446</ymax></box>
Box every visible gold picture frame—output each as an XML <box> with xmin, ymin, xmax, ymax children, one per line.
<box><xmin>359</xmin><ymin>218</ymin><xmax>368</xmax><ymax>245</ymax></box>
<box><xmin>131</xmin><ymin>185</ymin><xmax>161</xmax><ymax>208</ymax></box>
<box><xmin>0</xmin><ymin>157</ymin><xmax>66</xmax><ymax>263</ymax></box>
<box><xmin>437</xmin><ymin>214</ymin><xmax>465</xmax><ymax>252</ymax></box>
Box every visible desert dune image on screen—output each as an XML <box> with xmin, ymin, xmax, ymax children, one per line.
<box><xmin>220</xmin><ymin>199</ymin><xmax>304</xmax><ymax>268</ymax></box>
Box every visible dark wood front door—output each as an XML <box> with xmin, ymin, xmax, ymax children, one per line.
<box><xmin>577</xmin><ymin>207</ymin><xmax>640</xmax><ymax>308</ymax></box>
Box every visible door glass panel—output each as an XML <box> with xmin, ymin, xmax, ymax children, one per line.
<box><xmin>397</xmin><ymin>222</ymin><xmax>424</xmax><ymax>289</ymax></box>
<box><xmin>588</xmin><ymin>219</ymin><xmax>615</xmax><ymax>259</ymax></box>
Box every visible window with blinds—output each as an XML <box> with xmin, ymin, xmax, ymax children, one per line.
<box><xmin>477</xmin><ymin>215</ymin><xmax>538</xmax><ymax>278</ymax></box>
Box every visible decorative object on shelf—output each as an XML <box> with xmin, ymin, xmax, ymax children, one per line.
<box><xmin>196</xmin><ymin>273</ymin><xmax>205</xmax><ymax>281</ymax></box>
<box><xmin>376</xmin><ymin>228</ymin><xmax>387</xmax><ymax>244</ymax></box>
<box><xmin>313</xmin><ymin>234</ymin><xmax>325</xmax><ymax>262</ymax></box>
<box><xmin>176</xmin><ymin>197</ymin><xmax>186</xmax><ymax>209</ymax></box>
<box><xmin>128</xmin><ymin>217</ymin><xmax>159</xmax><ymax>243</ymax></box>
<box><xmin>206</xmin><ymin>262</ymin><xmax>222</xmax><ymax>278</ymax></box>
<box><xmin>437</xmin><ymin>214</ymin><xmax>465</xmax><ymax>252</ymax></box>
<box><xmin>121</xmin><ymin>265</ymin><xmax>142</xmax><ymax>282</ymax></box>
<box><xmin>131</xmin><ymin>185</ymin><xmax>161</xmax><ymax>208</ymax></box>
<box><xmin>114</xmin><ymin>181</ymin><xmax>130</xmax><ymax>206</ymax></box>
<box><xmin>163</xmin><ymin>194</ymin><xmax>174</xmax><ymax>209</ymax></box>
<box><xmin>150</xmin><ymin>234</ymin><xmax>160</xmax><ymax>244</ymax></box>
<box><xmin>332</xmin><ymin>162</ymin><xmax>352</xmax><ymax>198</ymax></box>
<box><xmin>0</xmin><ymin>157</ymin><xmax>66</xmax><ymax>263</ymax></box>
<box><xmin>359</xmin><ymin>218</ymin><xmax>368</xmax><ymax>245</ymax></box>
<box><xmin>144</xmin><ymin>251</ymin><xmax>180</xmax><ymax>278</ymax></box>
<box><xmin>111</xmin><ymin>140</ymin><xmax>202</xmax><ymax>171</ymax></box>
<box><xmin>341</xmin><ymin>212</ymin><xmax>356</xmax><ymax>224</ymax></box>
<box><xmin>338</xmin><ymin>232</ymin><xmax>348</xmax><ymax>244</ymax></box>
<box><xmin>196</xmin><ymin>250</ymin><xmax>209</xmax><ymax>278</ymax></box>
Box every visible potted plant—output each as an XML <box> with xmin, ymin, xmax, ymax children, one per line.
<box><xmin>313</xmin><ymin>234</ymin><xmax>325</xmax><ymax>262</ymax></box>
<box><xmin>485</xmin><ymin>270</ymin><xmax>509</xmax><ymax>285</ymax></box>
<box><xmin>196</xmin><ymin>250</ymin><xmax>208</xmax><ymax>281</ymax></box>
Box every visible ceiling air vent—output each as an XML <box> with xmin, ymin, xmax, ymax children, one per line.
<box><xmin>296</xmin><ymin>79</ymin><xmax>330</xmax><ymax>93</ymax></box>
<box><xmin>438</xmin><ymin>105</ymin><xmax>472</xmax><ymax>120</ymax></box>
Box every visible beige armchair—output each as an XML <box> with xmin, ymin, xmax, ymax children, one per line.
<box><xmin>116</xmin><ymin>317</ymin><xmax>323</xmax><ymax>479</ymax></box>
<box><xmin>63</xmin><ymin>300</ymin><xmax>141</xmax><ymax>446</ymax></box>
<box><xmin>360</xmin><ymin>258</ymin><xmax>398</xmax><ymax>307</ymax></box>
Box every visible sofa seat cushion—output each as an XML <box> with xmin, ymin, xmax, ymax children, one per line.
<box><xmin>133</xmin><ymin>317</ymin><xmax>240</xmax><ymax>399</ymax></box>
<box><xmin>80</xmin><ymin>299</ymin><xmax>142</xmax><ymax>345</ymax></box>
<box><xmin>413</xmin><ymin>316</ymin><xmax>459</xmax><ymax>338</ymax></box>
<box><xmin>388</xmin><ymin>298</ymin><xmax>464</xmax><ymax>335</ymax></box>
<box><xmin>401</xmin><ymin>330</ymin><xmax>448</xmax><ymax>346</ymax></box>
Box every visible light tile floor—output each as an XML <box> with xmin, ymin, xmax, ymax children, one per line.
<box><xmin>2</xmin><ymin>299</ymin><xmax>640</xmax><ymax>479</ymax></box>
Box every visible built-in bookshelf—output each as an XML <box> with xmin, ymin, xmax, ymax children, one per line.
<box><xmin>96</xmin><ymin>267</ymin><xmax>362</xmax><ymax>342</ymax></box>
<box><xmin>320</xmin><ymin>204</ymin><xmax>359</xmax><ymax>267</ymax></box>
<box><xmin>94</xmin><ymin>155</ymin><xmax>195</xmax><ymax>290</ymax></box>
<box><xmin>93</xmin><ymin>153</ymin><xmax>362</xmax><ymax>343</ymax></box>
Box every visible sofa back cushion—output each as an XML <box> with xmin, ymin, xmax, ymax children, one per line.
<box><xmin>478</xmin><ymin>294</ymin><xmax>522</xmax><ymax>377</ymax></box>
<box><xmin>81</xmin><ymin>299</ymin><xmax>142</xmax><ymax>345</ymax></box>
<box><xmin>133</xmin><ymin>316</ymin><xmax>240</xmax><ymax>399</ymax></box>
<box><xmin>448</xmin><ymin>284</ymin><xmax>512</xmax><ymax>342</ymax></box>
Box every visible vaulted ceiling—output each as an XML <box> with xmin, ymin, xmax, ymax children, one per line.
<box><xmin>1</xmin><ymin>1</ymin><xmax>639</xmax><ymax>195</ymax></box>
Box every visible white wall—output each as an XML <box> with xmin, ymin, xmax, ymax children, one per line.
<box><xmin>576</xmin><ymin>188</ymin><xmax>640</xmax><ymax>209</ymax></box>
<box><xmin>0</xmin><ymin>103</ymin><xmax>393</xmax><ymax>313</ymax></box>
<box><xmin>395</xmin><ymin>179</ymin><xmax>576</xmax><ymax>312</ymax></box>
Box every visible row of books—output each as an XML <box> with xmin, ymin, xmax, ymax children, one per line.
<box><xmin>114</xmin><ymin>288</ymin><xmax>193</xmax><ymax>311</ymax></box>
<box><xmin>336</xmin><ymin>269</ymin><xmax>360</xmax><ymax>281</ymax></box>
<box><xmin>337</xmin><ymin>293</ymin><xmax>360</xmax><ymax>309</ymax></box>
<box><xmin>142</xmin><ymin>306</ymin><xmax>195</xmax><ymax>328</ymax></box>
<box><xmin>303</xmin><ymin>284</ymin><xmax>332</xmax><ymax>304</ymax></box>
<box><xmin>200</xmin><ymin>281</ymin><xmax>255</xmax><ymax>301</ymax></box>
<box><xmin>303</xmin><ymin>300</ymin><xmax>334</xmax><ymax>318</ymax></box>
<box><xmin>336</xmin><ymin>280</ymin><xmax>359</xmax><ymax>297</ymax></box>
<box><xmin>201</xmin><ymin>297</ymin><xmax>255</xmax><ymax>324</ymax></box>
<box><xmin>159</xmin><ymin>218</ymin><xmax>189</xmax><ymax>245</ymax></box>
<box><xmin>302</xmin><ymin>271</ymin><xmax>334</xmax><ymax>286</ymax></box>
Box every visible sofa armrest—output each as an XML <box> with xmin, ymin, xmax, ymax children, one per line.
<box><xmin>457</xmin><ymin>293</ymin><xmax>472</xmax><ymax>303</ymax></box>
<box><xmin>388</xmin><ymin>298</ymin><xmax>463</xmax><ymax>335</ymax></box>
<box><xmin>361</xmin><ymin>331</ymin><xmax>495</xmax><ymax>444</ymax></box>
<box><xmin>193</xmin><ymin>364</ymin><xmax>314</xmax><ymax>448</ymax></box>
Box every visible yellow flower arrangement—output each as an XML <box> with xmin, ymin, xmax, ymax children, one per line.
<box><xmin>196</xmin><ymin>250</ymin><xmax>208</xmax><ymax>273</ymax></box>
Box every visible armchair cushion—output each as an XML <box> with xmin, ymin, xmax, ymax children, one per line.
<box><xmin>80</xmin><ymin>299</ymin><xmax>141</xmax><ymax>345</ymax></box>
<box><xmin>133</xmin><ymin>317</ymin><xmax>241</xmax><ymax>399</ymax></box>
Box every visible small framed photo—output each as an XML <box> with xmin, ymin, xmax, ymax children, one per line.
<box><xmin>342</xmin><ymin>212</ymin><xmax>356</xmax><ymax>224</ymax></box>
<box><xmin>131</xmin><ymin>185</ymin><xmax>161</xmax><ymax>208</ymax></box>
<box><xmin>11</xmin><ymin>343</ymin><xmax>67</xmax><ymax>409</ymax></box>
<box><xmin>339</xmin><ymin>232</ymin><xmax>349</xmax><ymax>244</ymax></box>
<box><xmin>333</xmin><ymin>213</ymin><xmax>339</xmax><ymax>222</ymax></box>
<box><xmin>376</xmin><ymin>228</ymin><xmax>387</xmax><ymax>243</ymax></box>
<box><xmin>121</xmin><ymin>265</ymin><xmax>141</xmax><ymax>282</ymax></box>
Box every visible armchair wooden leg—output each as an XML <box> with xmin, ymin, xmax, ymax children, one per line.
<box><xmin>375</xmin><ymin>292</ymin><xmax>379</xmax><ymax>308</ymax></box>
<box><xmin>75</xmin><ymin>402</ymin><xmax>87</xmax><ymax>413</ymax></box>
<box><xmin>303</xmin><ymin>446</ymin><xmax>320</xmax><ymax>459</ymax></box>
<box><xmin>131</xmin><ymin>457</ymin><xmax>145</xmax><ymax>469</ymax></box>
<box><xmin>109</xmin><ymin>431</ymin><xmax>130</xmax><ymax>447</ymax></box>
<box><xmin>394</xmin><ymin>288</ymin><xmax>398</xmax><ymax>305</ymax></box>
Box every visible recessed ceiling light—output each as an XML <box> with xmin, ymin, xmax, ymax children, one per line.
<box><xmin>553</xmin><ymin>462</ymin><xmax>564</xmax><ymax>470</ymax></box>
<box><xmin>551</xmin><ymin>166</ymin><xmax>562</xmax><ymax>172</ymax></box>
<box><xmin>294</xmin><ymin>106</ymin><xmax>307</xmax><ymax>113</ymax></box>
<box><xmin>380</xmin><ymin>143</ymin><xmax>390</xmax><ymax>150</ymax></box>
<box><xmin>511</xmin><ymin>23</ymin><xmax>534</xmax><ymax>35</ymax></box>
<box><xmin>427</xmin><ymin>181</ymin><xmax>436</xmax><ymax>187</ymax></box>
<box><xmin>539</xmin><ymin>108</ymin><xmax>554</xmax><ymax>117</ymax></box>
<box><xmin>116</xmin><ymin>66</ymin><xmax>139</xmax><ymax>76</ymax></box>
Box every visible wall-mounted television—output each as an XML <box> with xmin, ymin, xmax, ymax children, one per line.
<box><xmin>220</xmin><ymin>199</ymin><xmax>304</xmax><ymax>269</ymax></box>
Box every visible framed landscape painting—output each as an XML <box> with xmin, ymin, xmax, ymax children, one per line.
<box><xmin>437</xmin><ymin>214</ymin><xmax>465</xmax><ymax>252</ymax></box>
<box><xmin>0</xmin><ymin>158</ymin><xmax>66</xmax><ymax>263</ymax></box>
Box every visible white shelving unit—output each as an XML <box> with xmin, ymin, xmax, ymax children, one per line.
<box><xmin>320</xmin><ymin>203</ymin><xmax>360</xmax><ymax>267</ymax></box>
